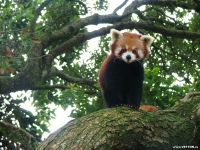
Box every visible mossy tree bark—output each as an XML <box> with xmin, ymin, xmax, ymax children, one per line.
<box><xmin>37</xmin><ymin>92</ymin><xmax>200</xmax><ymax>150</ymax></box>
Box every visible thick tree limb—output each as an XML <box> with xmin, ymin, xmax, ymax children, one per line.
<box><xmin>31</xmin><ymin>68</ymin><xmax>96</xmax><ymax>91</ymax></box>
<box><xmin>46</xmin><ymin>21</ymin><xmax>200</xmax><ymax>62</ymax></box>
<box><xmin>119</xmin><ymin>22</ymin><xmax>200</xmax><ymax>39</ymax></box>
<box><xmin>41</xmin><ymin>0</ymin><xmax>198</xmax><ymax>48</ymax></box>
<box><xmin>42</xmin><ymin>0</ymin><xmax>174</xmax><ymax>47</ymax></box>
<box><xmin>43</xmin><ymin>0</ymin><xmax>200</xmax><ymax>64</ymax></box>
<box><xmin>41</xmin><ymin>13</ymin><xmax>120</xmax><ymax>48</ymax></box>
<box><xmin>37</xmin><ymin>92</ymin><xmax>200</xmax><ymax>149</ymax></box>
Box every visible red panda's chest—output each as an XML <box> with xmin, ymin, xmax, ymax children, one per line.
<box><xmin>99</xmin><ymin>54</ymin><xmax>144</xmax><ymax>89</ymax></box>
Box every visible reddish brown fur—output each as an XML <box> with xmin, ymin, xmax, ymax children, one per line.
<box><xmin>139</xmin><ymin>105</ymin><xmax>158</xmax><ymax>112</ymax></box>
<box><xmin>116</xmin><ymin>32</ymin><xmax>143</xmax><ymax>50</ymax></box>
<box><xmin>142</xmin><ymin>40</ymin><xmax>150</xmax><ymax>58</ymax></box>
<box><xmin>111</xmin><ymin>41</ymin><xmax>117</xmax><ymax>54</ymax></box>
<box><xmin>99</xmin><ymin>54</ymin><xmax>114</xmax><ymax>89</ymax></box>
<box><xmin>111</xmin><ymin>32</ymin><xmax>149</xmax><ymax>59</ymax></box>
<box><xmin>99</xmin><ymin>29</ymin><xmax>157</xmax><ymax>112</ymax></box>
<box><xmin>100</xmin><ymin>32</ymin><xmax>150</xmax><ymax>89</ymax></box>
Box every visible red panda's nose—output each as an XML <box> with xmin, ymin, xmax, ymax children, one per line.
<box><xmin>126</xmin><ymin>55</ymin><xmax>131</xmax><ymax>60</ymax></box>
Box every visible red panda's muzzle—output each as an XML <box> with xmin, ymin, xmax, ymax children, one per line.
<box><xmin>113</xmin><ymin>47</ymin><xmax>143</xmax><ymax>63</ymax></box>
<box><xmin>121</xmin><ymin>51</ymin><xmax>137</xmax><ymax>63</ymax></box>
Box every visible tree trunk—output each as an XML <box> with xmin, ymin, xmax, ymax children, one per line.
<box><xmin>37</xmin><ymin>92</ymin><xmax>200</xmax><ymax>150</ymax></box>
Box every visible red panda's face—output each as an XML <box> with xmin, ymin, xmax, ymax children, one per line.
<box><xmin>110</xmin><ymin>29</ymin><xmax>154</xmax><ymax>63</ymax></box>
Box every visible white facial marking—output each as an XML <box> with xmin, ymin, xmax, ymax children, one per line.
<box><xmin>140</xmin><ymin>35</ymin><xmax>154</xmax><ymax>46</ymax></box>
<box><xmin>110</xmin><ymin>29</ymin><xmax>123</xmax><ymax>42</ymax></box>
<box><xmin>132</xmin><ymin>46</ymin><xmax>136</xmax><ymax>50</ymax></box>
<box><xmin>114</xmin><ymin>47</ymin><xmax>122</xmax><ymax>56</ymax></box>
<box><xmin>140</xmin><ymin>35</ymin><xmax>154</xmax><ymax>52</ymax></box>
<box><xmin>137</xmin><ymin>49</ymin><xmax>144</xmax><ymax>59</ymax></box>
<box><xmin>125</xmin><ymin>45</ymin><xmax>129</xmax><ymax>50</ymax></box>
<box><xmin>147</xmin><ymin>47</ymin><xmax>151</xmax><ymax>54</ymax></box>
<box><xmin>121</xmin><ymin>51</ymin><xmax>136</xmax><ymax>63</ymax></box>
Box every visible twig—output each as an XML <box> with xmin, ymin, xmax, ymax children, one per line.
<box><xmin>50</xmin><ymin>69</ymin><xmax>96</xmax><ymax>86</ymax></box>
<box><xmin>113</xmin><ymin>0</ymin><xmax>129</xmax><ymax>14</ymax></box>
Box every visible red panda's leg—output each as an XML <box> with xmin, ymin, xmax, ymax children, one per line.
<box><xmin>127</xmin><ymin>80</ymin><xmax>143</xmax><ymax>109</ymax></box>
<box><xmin>103</xmin><ymin>90</ymin><xmax>124</xmax><ymax>108</ymax></box>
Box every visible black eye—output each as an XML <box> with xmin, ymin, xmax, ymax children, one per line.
<box><xmin>132</xmin><ymin>51</ymin><xmax>136</xmax><ymax>54</ymax></box>
<box><xmin>118</xmin><ymin>49</ymin><xmax>126</xmax><ymax>56</ymax></box>
<box><xmin>132</xmin><ymin>50</ymin><xmax>140</xmax><ymax>58</ymax></box>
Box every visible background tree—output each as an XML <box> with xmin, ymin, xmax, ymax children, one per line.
<box><xmin>0</xmin><ymin>0</ymin><xmax>200</xmax><ymax>149</ymax></box>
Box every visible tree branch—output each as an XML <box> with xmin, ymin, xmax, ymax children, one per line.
<box><xmin>32</xmin><ymin>67</ymin><xmax>96</xmax><ymax>90</ymax></box>
<box><xmin>122</xmin><ymin>0</ymin><xmax>176</xmax><ymax>15</ymax></box>
<box><xmin>127</xmin><ymin>0</ymin><xmax>200</xmax><ymax>13</ymax></box>
<box><xmin>41</xmin><ymin>0</ymin><xmax>145</xmax><ymax>47</ymax></box>
<box><xmin>134</xmin><ymin>9</ymin><xmax>188</xmax><ymax>30</ymax></box>
<box><xmin>0</xmin><ymin>121</ymin><xmax>39</xmax><ymax>150</ymax></box>
<box><xmin>41</xmin><ymin>13</ymin><xmax>120</xmax><ymax>48</ymax></box>
<box><xmin>113</xmin><ymin>0</ymin><xmax>129</xmax><ymax>14</ymax></box>
<box><xmin>46</xmin><ymin>20</ymin><xmax>200</xmax><ymax>63</ymax></box>
<box><xmin>33</xmin><ymin>84</ymin><xmax>67</xmax><ymax>90</ymax></box>
<box><xmin>41</xmin><ymin>0</ymin><xmax>199</xmax><ymax>48</ymax></box>
<box><xmin>51</xmin><ymin>69</ymin><xmax>96</xmax><ymax>86</ymax></box>
<box><xmin>37</xmin><ymin>92</ymin><xmax>200</xmax><ymax>149</ymax></box>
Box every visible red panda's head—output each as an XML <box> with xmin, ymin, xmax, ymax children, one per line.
<box><xmin>110</xmin><ymin>29</ymin><xmax>154</xmax><ymax>63</ymax></box>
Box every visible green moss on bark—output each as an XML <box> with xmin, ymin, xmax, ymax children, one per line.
<box><xmin>37</xmin><ymin>93</ymin><xmax>200</xmax><ymax>150</ymax></box>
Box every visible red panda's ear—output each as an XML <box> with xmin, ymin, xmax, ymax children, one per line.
<box><xmin>110</xmin><ymin>29</ymin><xmax>123</xmax><ymax>43</ymax></box>
<box><xmin>140</xmin><ymin>35</ymin><xmax>154</xmax><ymax>48</ymax></box>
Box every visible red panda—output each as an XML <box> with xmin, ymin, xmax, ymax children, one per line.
<box><xmin>99</xmin><ymin>29</ymin><xmax>157</xmax><ymax>112</ymax></box>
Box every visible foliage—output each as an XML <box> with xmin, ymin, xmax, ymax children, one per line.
<box><xmin>0</xmin><ymin>0</ymin><xmax>200</xmax><ymax>149</ymax></box>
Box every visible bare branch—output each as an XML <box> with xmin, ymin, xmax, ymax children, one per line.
<box><xmin>119</xmin><ymin>21</ymin><xmax>200</xmax><ymax>39</ymax></box>
<box><xmin>33</xmin><ymin>84</ymin><xmax>67</xmax><ymax>90</ymax></box>
<box><xmin>41</xmin><ymin>0</ymin><xmax>142</xmax><ymax>47</ymax></box>
<box><xmin>41</xmin><ymin>13</ymin><xmax>120</xmax><ymax>47</ymax></box>
<box><xmin>113</xmin><ymin>0</ymin><xmax>129</xmax><ymax>14</ymax></box>
<box><xmin>42</xmin><ymin>0</ymin><xmax>197</xmax><ymax>49</ymax></box>
<box><xmin>122</xmin><ymin>0</ymin><xmax>176</xmax><ymax>15</ymax></box>
<box><xmin>51</xmin><ymin>69</ymin><xmax>96</xmax><ymax>86</ymax></box>
<box><xmin>47</xmin><ymin>20</ymin><xmax>200</xmax><ymax>62</ymax></box>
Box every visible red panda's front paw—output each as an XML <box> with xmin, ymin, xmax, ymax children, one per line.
<box><xmin>125</xmin><ymin>104</ymin><xmax>139</xmax><ymax>110</ymax></box>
